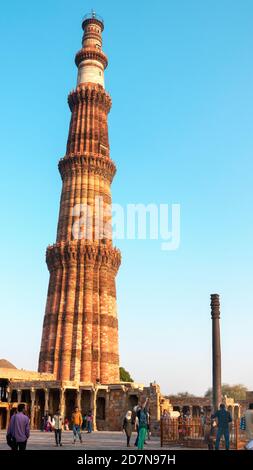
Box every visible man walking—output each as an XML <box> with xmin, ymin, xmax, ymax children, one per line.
<box><xmin>53</xmin><ymin>408</ymin><xmax>63</xmax><ymax>447</ymax></box>
<box><xmin>213</xmin><ymin>403</ymin><xmax>232</xmax><ymax>450</ymax></box>
<box><xmin>72</xmin><ymin>406</ymin><xmax>83</xmax><ymax>444</ymax></box>
<box><xmin>7</xmin><ymin>403</ymin><xmax>30</xmax><ymax>450</ymax></box>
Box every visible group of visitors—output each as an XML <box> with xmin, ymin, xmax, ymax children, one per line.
<box><xmin>162</xmin><ymin>402</ymin><xmax>253</xmax><ymax>450</ymax></box>
<box><xmin>203</xmin><ymin>403</ymin><xmax>253</xmax><ymax>450</ymax></box>
<box><xmin>6</xmin><ymin>400</ymin><xmax>253</xmax><ymax>451</ymax></box>
<box><xmin>205</xmin><ymin>403</ymin><xmax>253</xmax><ymax>450</ymax></box>
<box><xmin>6</xmin><ymin>404</ymin><xmax>93</xmax><ymax>450</ymax></box>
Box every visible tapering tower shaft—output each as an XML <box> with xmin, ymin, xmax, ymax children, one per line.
<box><xmin>38</xmin><ymin>15</ymin><xmax>121</xmax><ymax>384</ymax></box>
<box><xmin>210</xmin><ymin>294</ymin><xmax>222</xmax><ymax>411</ymax></box>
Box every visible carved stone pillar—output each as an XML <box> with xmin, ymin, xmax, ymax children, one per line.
<box><xmin>91</xmin><ymin>387</ymin><xmax>98</xmax><ymax>431</ymax></box>
<box><xmin>59</xmin><ymin>388</ymin><xmax>65</xmax><ymax>418</ymax></box>
<box><xmin>76</xmin><ymin>389</ymin><xmax>81</xmax><ymax>409</ymax></box>
<box><xmin>30</xmin><ymin>388</ymin><xmax>36</xmax><ymax>430</ymax></box>
<box><xmin>44</xmin><ymin>388</ymin><xmax>49</xmax><ymax>413</ymax></box>
<box><xmin>105</xmin><ymin>389</ymin><xmax>110</xmax><ymax>428</ymax></box>
<box><xmin>17</xmin><ymin>389</ymin><xmax>22</xmax><ymax>404</ymax></box>
<box><xmin>6</xmin><ymin>386</ymin><xmax>11</xmax><ymax>429</ymax></box>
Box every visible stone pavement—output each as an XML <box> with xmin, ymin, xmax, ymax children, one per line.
<box><xmin>0</xmin><ymin>430</ymin><xmax>188</xmax><ymax>451</ymax></box>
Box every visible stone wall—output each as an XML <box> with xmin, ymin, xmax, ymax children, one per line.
<box><xmin>0</xmin><ymin>368</ymin><xmax>54</xmax><ymax>381</ymax></box>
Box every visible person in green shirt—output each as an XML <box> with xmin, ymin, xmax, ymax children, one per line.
<box><xmin>137</xmin><ymin>398</ymin><xmax>149</xmax><ymax>450</ymax></box>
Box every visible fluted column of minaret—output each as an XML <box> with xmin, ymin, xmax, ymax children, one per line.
<box><xmin>38</xmin><ymin>15</ymin><xmax>121</xmax><ymax>384</ymax></box>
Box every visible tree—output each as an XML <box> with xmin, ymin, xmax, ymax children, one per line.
<box><xmin>176</xmin><ymin>392</ymin><xmax>196</xmax><ymax>398</ymax></box>
<box><xmin>204</xmin><ymin>384</ymin><xmax>248</xmax><ymax>401</ymax></box>
<box><xmin>168</xmin><ymin>391</ymin><xmax>196</xmax><ymax>399</ymax></box>
<box><xmin>119</xmin><ymin>367</ymin><xmax>133</xmax><ymax>382</ymax></box>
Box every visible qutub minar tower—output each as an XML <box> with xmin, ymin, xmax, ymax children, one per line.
<box><xmin>38</xmin><ymin>12</ymin><xmax>121</xmax><ymax>384</ymax></box>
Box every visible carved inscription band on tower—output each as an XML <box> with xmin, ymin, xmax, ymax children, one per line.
<box><xmin>38</xmin><ymin>15</ymin><xmax>121</xmax><ymax>384</ymax></box>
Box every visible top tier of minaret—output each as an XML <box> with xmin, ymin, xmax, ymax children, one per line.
<box><xmin>75</xmin><ymin>11</ymin><xmax>108</xmax><ymax>89</ymax></box>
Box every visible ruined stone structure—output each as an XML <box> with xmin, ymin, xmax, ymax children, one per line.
<box><xmin>0</xmin><ymin>363</ymin><xmax>163</xmax><ymax>433</ymax></box>
<box><xmin>38</xmin><ymin>13</ymin><xmax>121</xmax><ymax>384</ymax></box>
<box><xmin>168</xmin><ymin>396</ymin><xmax>211</xmax><ymax>416</ymax></box>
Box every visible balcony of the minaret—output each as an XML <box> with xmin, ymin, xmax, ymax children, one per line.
<box><xmin>75</xmin><ymin>48</ymin><xmax>108</xmax><ymax>70</ymax></box>
<box><xmin>81</xmin><ymin>13</ymin><xmax>104</xmax><ymax>34</ymax></box>
<box><xmin>99</xmin><ymin>143</ymin><xmax>109</xmax><ymax>158</ymax></box>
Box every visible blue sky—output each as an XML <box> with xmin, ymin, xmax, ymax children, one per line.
<box><xmin>0</xmin><ymin>0</ymin><xmax>253</xmax><ymax>395</ymax></box>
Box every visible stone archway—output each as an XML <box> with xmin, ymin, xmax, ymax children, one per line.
<box><xmin>21</xmin><ymin>390</ymin><xmax>31</xmax><ymax>417</ymax></box>
<box><xmin>0</xmin><ymin>407</ymin><xmax>7</xmax><ymax>430</ymax></box>
<box><xmin>97</xmin><ymin>396</ymin><xmax>106</xmax><ymax>420</ymax></box>
<box><xmin>11</xmin><ymin>390</ymin><xmax>17</xmax><ymax>402</ymax></box>
<box><xmin>35</xmin><ymin>389</ymin><xmax>45</xmax><ymax>430</ymax></box>
<box><xmin>128</xmin><ymin>394</ymin><xmax>138</xmax><ymax>410</ymax></box>
<box><xmin>96</xmin><ymin>392</ymin><xmax>106</xmax><ymax>430</ymax></box>
<box><xmin>21</xmin><ymin>389</ymin><xmax>31</xmax><ymax>403</ymax></box>
<box><xmin>182</xmin><ymin>405</ymin><xmax>190</xmax><ymax>415</ymax></box>
<box><xmin>65</xmin><ymin>389</ymin><xmax>77</xmax><ymax>425</ymax></box>
<box><xmin>173</xmin><ymin>406</ymin><xmax>181</xmax><ymax>413</ymax></box>
<box><xmin>0</xmin><ymin>379</ymin><xmax>8</xmax><ymax>402</ymax></box>
<box><xmin>49</xmin><ymin>389</ymin><xmax>60</xmax><ymax>416</ymax></box>
<box><xmin>81</xmin><ymin>390</ymin><xmax>92</xmax><ymax>415</ymax></box>
<box><xmin>192</xmin><ymin>406</ymin><xmax>201</xmax><ymax>417</ymax></box>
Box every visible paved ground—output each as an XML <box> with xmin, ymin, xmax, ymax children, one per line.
<box><xmin>0</xmin><ymin>430</ymin><xmax>186</xmax><ymax>451</ymax></box>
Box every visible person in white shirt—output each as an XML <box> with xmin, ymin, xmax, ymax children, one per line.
<box><xmin>53</xmin><ymin>409</ymin><xmax>63</xmax><ymax>447</ymax></box>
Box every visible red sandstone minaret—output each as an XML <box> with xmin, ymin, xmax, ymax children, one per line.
<box><xmin>38</xmin><ymin>12</ymin><xmax>121</xmax><ymax>384</ymax></box>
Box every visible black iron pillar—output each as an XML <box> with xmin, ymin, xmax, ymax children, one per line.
<box><xmin>210</xmin><ymin>294</ymin><xmax>222</xmax><ymax>412</ymax></box>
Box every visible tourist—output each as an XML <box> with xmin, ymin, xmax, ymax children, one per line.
<box><xmin>45</xmin><ymin>414</ymin><xmax>53</xmax><ymax>432</ymax></box>
<box><xmin>64</xmin><ymin>417</ymin><xmax>70</xmax><ymax>431</ymax></box>
<box><xmin>203</xmin><ymin>410</ymin><xmax>216</xmax><ymax>450</ymax></box>
<box><xmin>136</xmin><ymin>398</ymin><xmax>149</xmax><ymax>450</ymax></box>
<box><xmin>185</xmin><ymin>409</ymin><xmax>192</xmax><ymax>419</ymax></box>
<box><xmin>7</xmin><ymin>403</ymin><xmax>30</xmax><ymax>450</ymax></box>
<box><xmin>162</xmin><ymin>409</ymin><xmax>169</xmax><ymax>419</ymax></box>
<box><xmin>200</xmin><ymin>411</ymin><xmax>205</xmax><ymax>438</ymax></box>
<box><xmin>185</xmin><ymin>409</ymin><xmax>192</xmax><ymax>437</ymax></box>
<box><xmin>72</xmin><ymin>406</ymin><xmax>83</xmax><ymax>444</ymax></box>
<box><xmin>178</xmin><ymin>411</ymin><xmax>186</xmax><ymax>440</ymax></box>
<box><xmin>53</xmin><ymin>408</ymin><xmax>63</xmax><ymax>447</ymax></box>
<box><xmin>123</xmin><ymin>410</ymin><xmax>134</xmax><ymax>447</ymax></box>
<box><xmin>42</xmin><ymin>413</ymin><xmax>48</xmax><ymax>431</ymax></box>
<box><xmin>245</xmin><ymin>403</ymin><xmax>253</xmax><ymax>450</ymax></box>
<box><xmin>82</xmin><ymin>414</ymin><xmax>87</xmax><ymax>431</ymax></box>
<box><xmin>40</xmin><ymin>414</ymin><xmax>45</xmax><ymax>432</ymax></box>
<box><xmin>213</xmin><ymin>403</ymin><xmax>232</xmax><ymax>450</ymax></box>
<box><xmin>86</xmin><ymin>410</ymin><xmax>93</xmax><ymax>433</ymax></box>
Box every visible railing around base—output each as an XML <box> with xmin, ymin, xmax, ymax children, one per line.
<box><xmin>160</xmin><ymin>417</ymin><xmax>247</xmax><ymax>449</ymax></box>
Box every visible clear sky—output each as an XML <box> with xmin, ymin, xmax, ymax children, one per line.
<box><xmin>0</xmin><ymin>0</ymin><xmax>253</xmax><ymax>396</ymax></box>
